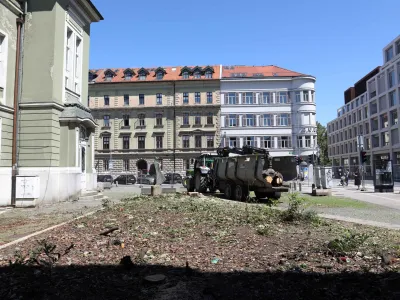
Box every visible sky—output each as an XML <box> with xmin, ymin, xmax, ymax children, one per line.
<box><xmin>89</xmin><ymin>0</ymin><xmax>400</xmax><ymax>126</ymax></box>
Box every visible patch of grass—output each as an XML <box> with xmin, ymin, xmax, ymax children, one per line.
<box><xmin>327</xmin><ymin>231</ymin><xmax>369</xmax><ymax>256</ymax></box>
<box><xmin>282</xmin><ymin>194</ymin><xmax>370</xmax><ymax>209</ymax></box>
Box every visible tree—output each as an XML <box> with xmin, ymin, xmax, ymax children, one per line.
<box><xmin>316</xmin><ymin>121</ymin><xmax>330</xmax><ymax>165</ymax></box>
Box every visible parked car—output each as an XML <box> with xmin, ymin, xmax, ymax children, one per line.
<box><xmin>97</xmin><ymin>175</ymin><xmax>113</xmax><ymax>189</ymax></box>
<box><xmin>113</xmin><ymin>174</ymin><xmax>136</xmax><ymax>185</ymax></box>
<box><xmin>163</xmin><ymin>173</ymin><xmax>183</xmax><ymax>184</ymax></box>
<box><xmin>137</xmin><ymin>174</ymin><xmax>155</xmax><ymax>185</ymax></box>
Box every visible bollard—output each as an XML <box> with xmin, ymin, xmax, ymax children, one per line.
<box><xmin>299</xmin><ymin>183</ymin><xmax>302</xmax><ymax>191</ymax></box>
<box><xmin>293</xmin><ymin>182</ymin><xmax>297</xmax><ymax>190</ymax></box>
<box><xmin>116</xmin><ymin>181</ymin><xmax>118</xmax><ymax>187</ymax></box>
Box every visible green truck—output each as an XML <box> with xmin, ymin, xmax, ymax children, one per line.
<box><xmin>185</xmin><ymin>146</ymin><xmax>290</xmax><ymax>201</ymax></box>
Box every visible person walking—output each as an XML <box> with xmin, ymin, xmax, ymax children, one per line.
<box><xmin>354</xmin><ymin>168</ymin><xmax>361</xmax><ymax>190</ymax></box>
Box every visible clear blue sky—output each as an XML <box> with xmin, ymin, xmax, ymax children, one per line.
<box><xmin>89</xmin><ymin>0</ymin><xmax>400</xmax><ymax>126</ymax></box>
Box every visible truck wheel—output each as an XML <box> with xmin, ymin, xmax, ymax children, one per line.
<box><xmin>195</xmin><ymin>172</ymin><xmax>207</xmax><ymax>193</ymax></box>
<box><xmin>254</xmin><ymin>191</ymin><xmax>268</xmax><ymax>199</ymax></box>
<box><xmin>224</xmin><ymin>183</ymin><xmax>233</xmax><ymax>199</ymax></box>
<box><xmin>234</xmin><ymin>185</ymin><xmax>249</xmax><ymax>202</ymax></box>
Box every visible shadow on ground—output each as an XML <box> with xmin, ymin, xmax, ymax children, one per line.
<box><xmin>0</xmin><ymin>262</ymin><xmax>399</xmax><ymax>299</ymax></box>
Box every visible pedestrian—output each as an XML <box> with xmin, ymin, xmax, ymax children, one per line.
<box><xmin>354</xmin><ymin>168</ymin><xmax>361</xmax><ymax>190</ymax></box>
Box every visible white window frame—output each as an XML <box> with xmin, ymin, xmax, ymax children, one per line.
<box><xmin>0</xmin><ymin>31</ymin><xmax>8</xmax><ymax>105</ymax></box>
<box><xmin>63</xmin><ymin>17</ymin><xmax>84</xmax><ymax>102</ymax></box>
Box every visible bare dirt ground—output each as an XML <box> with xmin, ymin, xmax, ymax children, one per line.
<box><xmin>0</xmin><ymin>193</ymin><xmax>399</xmax><ymax>299</ymax></box>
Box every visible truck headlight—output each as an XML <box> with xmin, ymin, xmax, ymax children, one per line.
<box><xmin>266</xmin><ymin>176</ymin><xmax>273</xmax><ymax>183</ymax></box>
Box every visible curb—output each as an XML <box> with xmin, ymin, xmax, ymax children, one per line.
<box><xmin>0</xmin><ymin>208</ymin><xmax>104</xmax><ymax>251</ymax></box>
<box><xmin>318</xmin><ymin>213</ymin><xmax>400</xmax><ymax>230</ymax></box>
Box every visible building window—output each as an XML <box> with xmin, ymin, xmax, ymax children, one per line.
<box><xmin>124</xmin><ymin>94</ymin><xmax>129</xmax><ymax>106</ymax></box>
<box><xmin>0</xmin><ymin>33</ymin><xmax>7</xmax><ymax>96</ymax></box>
<box><xmin>278</xmin><ymin>92</ymin><xmax>288</xmax><ymax>104</ymax></box>
<box><xmin>261</xmin><ymin>114</ymin><xmax>273</xmax><ymax>126</ymax></box>
<box><xmin>156</xmin><ymin>72</ymin><xmax>163</xmax><ymax>80</ymax></box>
<box><xmin>295</xmin><ymin>92</ymin><xmax>301</xmax><ymax>103</ymax></box>
<box><xmin>138</xmin><ymin>114</ymin><xmax>145</xmax><ymax>127</ymax></box>
<box><xmin>205</xmin><ymin>71</ymin><xmax>213</xmax><ymax>79</ymax></box>
<box><xmin>195</xmin><ymin>92</ymin><xmax>201</xmax><ymax>104</ymax></box>
<box><xmin>207</xmin><ymin>92</ymin><xmax>213</xmax><ymax>104</ymax></box>
<box><xmin>65</xmin><ymin>28</ymin><xmax>83</xmax><ymax>93</ymax></box>
<box><xmin>123</xmin><ymin>114</ymin><xmax>129</xmax><ymax>127</ymax></box>
<box><xmin>194</xmin><ymin>113</ymin><xmax>201</xmax><ymax>125</ymax></box>
<box><xmin>391</xmin><ymin>110</ymin><xmax>398</xmax><ymax>126</ymax></box>
<box><xmin>206</xmin><ymin>112</ymin><xmax>213</xmax><ymax>125</ymax></box>
<box><xmin>183</xmin><ymin>92</ymin><xmax>189</xmax><ymax>104</ymax></box>
<box><xmin>262</xmin><ymin>136</ymin><xmax>273</xmax><ymax>148</ymax></box>
<box><xmin>124</xmin><ymin>71</ymin><xmax>132</xmax><ymax>80</ymax></box>
<box><xmin>138</xmin><ymin>136</ymin><xmax>145</xmax><ymax>149</ymax></box>
<box><xmin>388</xmin><ymin>68</ymin><xmax>395</xmax><ymax>89</ymax></box>
<box><xmin>389</xmin><ymin>90</ymin><xmax>396</xmax><ymax>107</ymax></box>
<box><xmin>243</xmin><ymin>92</ymin><xmax>254</xmax><ymax>104</ymax></box>
<box><xmin>103</xmin><ymin>115</ymin><xmax>110</xmax><ymax>127</ymax></box>
<box><xmin>195</xmin><ymin>135</ymin><xmax>202</xmax><ymax>148</ymax></box>
<box><xmin>156</xmin><ymin>93</ymin><xmax>162</xmax><ymax>105</ymax></box>
<box><xmin>139</xmin><ymin>71</ymin><xmax>147</xmax><ymax>80</ymax></box>
<box><xmin>103</xmin><ymin>137</ymin><xmax>110</xmax><ymax>150</ymax></box>
<box><xmin>155</xmin><ymin>113</ymin><xmax>163</xmax><ymax>126</ymax></box>
<box><xmin>193</xmin><ymin>71</ymin><xmax>201</xmax><ymax>79</ymax></box>
<box><xmin>381</xmin><ymin>113</ymin><xmax>389</xmax><ymax>128</ymax></box>
<box><xmin>139</xmin><ymin>94</ymin><xmax>145</xmax><ymax>105</ymax></box>
<box><xmin>305</xmin><ymin>136</ymin><xmax>311</xmax><ymax>147</ymax></box>
<box><xmin>182</xmin><ymin>136</ymin><xmax>190</xmax><ymax>148</ymax></box>
<box><xmin>156</xmin><ymin>136</ymin><xmax>163</xmax><ymax>149</ymax></box>
<box><xmin>123</xmin><ymin>159</ymin><xmax>130</xmax><ymax>171</ymax></box>
<box><xmin>182</xmin><ymin>113</ymin><xmax>189</xmax><ymax>125</ymax></box>
<box><xmin>123</xmin><ymin>136</ymin><xmax>130</xmax><ymax>149</ymax></box>
<box><xmin>104</xmin><ymin>159</ymin><xmax>109</xmax><ymax>171</ymax></box>
<box><xmin>227</xmin><ymin>114</ymin><xmax>238</xmax><ymax>127</ymax></box>
<box><xmin>278</xmin><ymin>136</ymin><xmax>291</xmax><ymax>148</ymax></box>
<box><xmin>303</xmin><ymin>91</ymin><xmax>309</xmax><ymax>102</ymax></box>
<box><xmin>104</xmin><ymin>95</ymin><xmax>109</xmax><ymax>106</ymax></box>
<box><xmin>261</xmin><ymin>92</ymin><xmax>271</xmax><ymax>104</ymax></box>
<box><xmin>227</xmin><ymin>93</ymin><xmax>237</xmax><ymax>104</ymax></box>
<box><xmin>396</xmin><ymin>39</ymin><xmax>400</xmax><ymax>55</ymax></box>
<box><xmin>229</xmin><ymin>137</ymin><xmax>237</xmax><ymax>148</ymax></box>
<box><xmin>277</xmin><ymin>113</ymin><xmax>290</xmax><ymax>126</ymax></box>
<box><xmin>207</xmin><ymin>136</ymin><xmax>214</xmax><ymax>148</ymax></box>
<box><xmin>245</xmin><ymin>136</ymin><xmax>255</xmax><ymax>146</ymax></box>
<box><xmin>243</xmin><ymin>114</ymin><xmax>255</xmax><ymax>127</ymax></box>
<box><xmin>182</xmin><ymin>72</ymin><xmax>189</xmax><ymax>79</ymax></box>
<box><xmin>385</xmin><ymin>46</ymin><xmax>394</xmax><ymax>62</ymax></box>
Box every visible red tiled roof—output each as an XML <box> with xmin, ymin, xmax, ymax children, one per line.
<box><xmin>221</xmin><ymin>65</ymin><xmax>308</xmax><ymax>78</ymax></box>
<box><xmin>89</xmin><ymin>65</ymin><xmax>221</xmax><ymax>83</ymax></box>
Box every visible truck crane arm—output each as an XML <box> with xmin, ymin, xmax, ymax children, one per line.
<box><xmin>217</xmin><ymin>145</ymin><xmax>270</xmax><ymax>157</ymax></box>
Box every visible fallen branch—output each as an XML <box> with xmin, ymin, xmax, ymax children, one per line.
<box><xmin>99</xmin><ymin>227</ymin><xmax>119</xmax><ymax>236</ymax></box>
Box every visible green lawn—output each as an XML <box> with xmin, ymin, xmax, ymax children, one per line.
<box><xmin>280</xmin><ymin>193</ymin><xmax>371</xmax><ymax>209</ymax></box>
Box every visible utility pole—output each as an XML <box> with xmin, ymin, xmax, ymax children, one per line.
<box><xmin>357</xmin><ymin>135</ymin><xmax>366</xmax><ymax>191</ymax></box>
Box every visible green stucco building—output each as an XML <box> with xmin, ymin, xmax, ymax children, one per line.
<box><xmin>0</xmin><ymin>0</ymin><xmax>103</xmax><ymax>206</ymax></box>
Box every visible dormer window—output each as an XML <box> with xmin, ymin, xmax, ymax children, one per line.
<box><xmin>192</xmin><ymin>66</ymin><xmax>202</xmax><ymax>79</ymax></box>
<box><xmin>180</xmin><ymin>66</ymin><xmax>192</xmax><ymax>79</ymax></box>
<box><xmin>137</xmin><ymin>68</ymin><xmax>149</xmax><ymax>81</ymax></box>
<box><xmin>88</xmin><ymin>71</ymin><xmax>97</xmax><ymax>82</ymax></box>
<box><xmin>104</xmin><ymin>69</ymin><xmax>116</xmax><ymax>82</ymax></box>
<box><xmin>203</xmin><ymin>66</ymin><xmax>214</xmax><ymax>79</ymax></box>
<box><xmin>123</xmin><ymin>68</ymin><xmax>135</xmax><ymax>80</ymax></box>
<box><xmin>154</xmin><ymin>67</ymin><xmax>166</xmax><ymax>80</ymax></box>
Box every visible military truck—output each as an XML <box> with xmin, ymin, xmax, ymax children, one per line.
<box><xmin>186</xmin><ymin>146</ymin><xmax>290</xmax><ymax>201</ymax></box>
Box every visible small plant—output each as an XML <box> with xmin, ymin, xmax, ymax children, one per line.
<box><xmin>327</xmin><ymin>231</ymin><xmax>369</xmax><ymax>256</ymax></box>
<box><xmin>280</xmin><ymin>192</ymin><xmax>305</xmax><ymax>222</ymax></box>
<box><xmin>102</xmin><ymin>197</ymin><xmax>111</xmax><ymax>208</ymax></box>
<box><xmin>256</xmin><ymin>224</ymin><xmax>273</xmax><ymax>236</ymax></box>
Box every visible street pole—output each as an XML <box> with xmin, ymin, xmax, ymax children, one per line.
<box><xmin>357</xmin><ymin>135</ymin><xmax>366</xmax><ymax>191</ymax></box>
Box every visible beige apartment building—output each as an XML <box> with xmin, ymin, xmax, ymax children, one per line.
<box><xmin>88</xmin><ymin>66</ymin><xmax>221</xmax><ymax>174</ymax></box>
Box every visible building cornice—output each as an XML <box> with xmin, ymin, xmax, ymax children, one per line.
<box><xmin>221</xmin><ymin>76</ymin><xmax>316</xmax><ymax>82</ymax></box>
<box><xmin>19</xmin><ymin>102</ymin><xmax>65</xmax><ymax>111</ymax></box>
<box><xmin>0</xmin><ymin>0</ymin><xmax>23</xmax><ymax>16</ymax></box>
<box><xmin>0</xmin><ymin>103</ymin><xmax>14</xmax><ymax>114</ymax></box>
